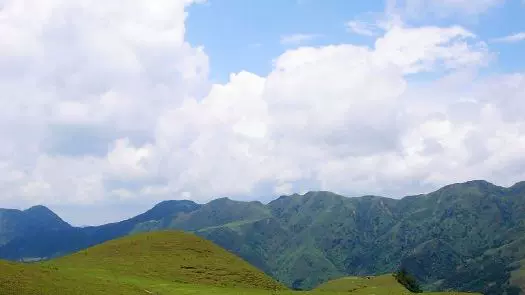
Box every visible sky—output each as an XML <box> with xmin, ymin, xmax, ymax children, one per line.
<box><xmin>0</xmin><ymin>0</ymin><xmax>525</xmax><ymax>225</ymax></box>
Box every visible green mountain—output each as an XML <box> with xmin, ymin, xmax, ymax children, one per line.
<box><xmin>0</xmin><ymin>205</ymin><xmax>70</xmax><ymax>246</ymax></box>
<box><xmin>0</xmin><ymin>231</ymin><xmax>473</xmax><ymax>295</ymax></box>
<box><xmin>1</xmin><ymin>180</ymin><xmax>525</xmax><ymax>294</ymax></box>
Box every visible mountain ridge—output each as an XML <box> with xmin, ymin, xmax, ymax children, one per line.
<box><xmin>1</xmin><ymin>179</ymin><xmax>525</xmax><ymax>295</ymax></box>
<box><xmin>0</xmin><ymin>204</ymin><xmax>70</xmax><ymax>246</ymax></box>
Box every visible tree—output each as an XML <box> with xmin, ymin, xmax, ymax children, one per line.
<box><xmin>394</xmin><ymin>268</ymin><xmax>423</xmax><ymax>293</ymax></box>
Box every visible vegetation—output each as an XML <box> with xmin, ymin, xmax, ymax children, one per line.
<box><xmin>394</xmin><ymin>269</ymin><xmax>422</xmax><ymax>293</ymax></box>
<box><xmin>0</xmin><ymin>231</ymin><xmax>284</xmax><ymax>294</ymax></box>
<box><xmin>0</xmin><ymin>205</ymin><xmax>70</xmax><ymax>246</ymax></box>
<box><xmin>0</xmin><ymin>231</ymin><xmax>478</xmax><ymax>295</ymax></box>
<box><xmin>316</xmin><ymin>274</ymin><xmax>414</xmax><ymax>294</ymax></box>
<box><xmin>316</xmin><ymin>274</ymin><xmax>473</xmax><ymax>295</ymax></box>
<box><xmin>2</xmin><ymin>180</ymin><xmax>525</xmax><ymax>294</ymax></box>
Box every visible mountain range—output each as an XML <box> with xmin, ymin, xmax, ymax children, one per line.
<box><xmin>1</xmin><ymin>180</ymin><xmax>525</xmax><ymax>295</ymax></box>
<box><xmin>1</xmin><ymin>230</ymin><xmax>474</xmax><ymax>294</ymax></box>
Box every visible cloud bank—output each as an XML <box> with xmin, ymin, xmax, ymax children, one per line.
<box><xmin>1</xmin><ymin>0</ymin><xmax>524</xmax><ymax>224</ymax></box>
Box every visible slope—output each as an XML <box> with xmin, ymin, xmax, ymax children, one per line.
<box><xmin>316</xmin><ymin>274</ymin><xmax>476</xmax><ymax>295</ymax></box>
<box><xmin>0</xmin><ymin>230</ymin><xmax>478</xmax><ymax>295</ymax></box>
<box><xmin>48</xmin><ymin>231</ymin><xmax>286</xmax><ymax>290</ymax></box>
<box><xmin>0</xmin><ymin>231</ymin><xmax>286</xmax><ymax>294</ymax></box>
<box><xmin>316</xmin><ymin>274</ymin><xmax>418</xmax><ymax>294</ymax></box>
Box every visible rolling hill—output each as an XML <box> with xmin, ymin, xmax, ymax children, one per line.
<box><xmin>0</xmin><ymin>231</ymin><xmax>285</xmax><ymax>294</ymax></box>
<box><xmin>316</xmin><ymin>274</ymin><xmax>414</xmax><ymax>294</ymax></box>
<box><xmin>1</xmin><ymin>180</ymin><xmax>525</xmax><ymax>294</ymax></box>
<box><xmin>0</xmin><ymin>231</ymin><xmax>477</xmax><ymax>295</ymax></box>
<box><xmin>316</xmin><ymin>274</ymin><xmax>476</xmax><ymax>295</ymax></box>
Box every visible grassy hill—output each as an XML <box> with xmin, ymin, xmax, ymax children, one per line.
<box><xmin>0</xmin><ymin>231</ymin><xmax>285</xmax><ymax>294</ymax></box>
<box><xmin>0</xmin><ymin>231</ymin><xmax>479</xmax><ymax>295</ymax></box>
<box><xmin>316</xmin><ymin>274</ymin><xmax>413</xmax><ymax>294</ymax></box>
<box><xmin>316</xmin><ymin>275</ymin><xmax>476</xmax><ymax>295</ymax></box>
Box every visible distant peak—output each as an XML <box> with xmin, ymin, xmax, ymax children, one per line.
<box><xmin>276</xmin><ymin>195</ymin><xmax>290</xmax><ymax>201</ymax></box>
<box><xmin>148</xmin><ymin>200</ymin><xmax>200</xmax><ymax>214</ymax></box>
<box><xmin>153</xmin><ymin>200</ymin><xmax>197</xmax><ymax>208</ymax></box>
<box><xmin>138</xmin><ymin>200</ymin><xmax>200</xmax><ymax>221</ymax></box>
<box><xmin>303</xmin><ymin>191</ymin><xmax>344</xmax><ymax>198</ymax></box>
<box><xmin>509</xmin><ymin>181</ymin><xmax>525</xmax><ymax>192</ymax></box>
<box><xmin>24</xmin><ymin>205</ymin><xmax>53</xmax><ymax>214</ymax></box>
<box><xmin>22</xmin><ymin>205</ymin><xmax>71</xmax><ymax>228</ymax></box>
<box><xmin>208</xmin><ymin>197</ymin><xmax>233</xmax><ymax>204</ymax></box>
<box><xmin>464</xmin><ymin>180</ymin><xmax>493</xmax><ymax>186</ymax></box>
<box><xmin>433</xmin><ymin>180</ymin><xmax>503</xmax><ymax>196</ymax></box>
<box><xmin>510</xmin><ymin>180</ymin><xmax>525</xmax><ymax>187</ymax></box>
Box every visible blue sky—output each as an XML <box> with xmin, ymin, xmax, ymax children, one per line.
<box><xmin>186</xmin><ymin>0</ymin><xmax>525</xmax><ymax>82</ymax></box>
<box><xmin>1</xmin><ymin>0</ymin><xmax>525</xmax><ymax>225</ymax></box>
<box><xmin>186</xmin><ymin>0</ymin><xmax>384</xmax><ymax>82</ymax></box>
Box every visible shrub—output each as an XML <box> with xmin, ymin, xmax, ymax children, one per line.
<box><xmin>394</xmin><ymin>268</ymin><xmax>422</xmax><ymax>293</ymax></box>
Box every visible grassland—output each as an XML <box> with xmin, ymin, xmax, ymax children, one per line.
<box><xmin>315</xmin><ymin>274</ymin><xmax>474</xmax><ymax>295</ymax></box>
<box><xmin>0</xmin><ymin>231</ymin><xmax>480</xmax><ymax>295</ymax></box>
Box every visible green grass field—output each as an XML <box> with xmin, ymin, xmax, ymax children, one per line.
<box><xmin>315</xmin><ymin>274</ymin><xmax>474</xmax><ymax>295</ymax></box>
<box><xmin>0</xmin><ymin>231</ymin><xmax>481</xmax><ymax>295</ymax></box>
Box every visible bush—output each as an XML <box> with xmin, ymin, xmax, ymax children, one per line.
<box><xmin>394</xmin><ymin>268</ymin><xmax>422</xmax><ymax>293</ymax></box>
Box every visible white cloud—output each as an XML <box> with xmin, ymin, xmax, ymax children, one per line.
<box><xmin>0</xmin><ymin>0</ymin><xmax>208</xmax><ymax>209</ymax></box>
<box><xmin>280</xmin><ymin>33</ymin><xmax>319</xmax><ymax>45</ymax></box>
<box><xmin>492</xmin><ymin>32</ymin><xmax>525</xmax><ymax>43</ymax></box>
<box><xmin>1</xmin><ymin>0</ymin><xmax>525</xmax><ymax>226</ymax></box>
<box><xmin>146</xmin><ymin>23</ymin><xmax>493</xmax><ymax>202</ymax></box>
<box><xmin>374</xmin><ymin>26</ymin><xmax>490</xmax><ymax>74</ymax></box>
<box><xmin>346</xmin><ymin>20</ymin><xmax>380</xmax><ymax>36</ymax></box>
<box><xmin>107</xmin><ymin>139</ymin><xmax>154</xmax><ymax>179</ymax></box>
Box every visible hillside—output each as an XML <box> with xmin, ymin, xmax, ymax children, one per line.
<box><xmin>0</xmin><ymin>231</ymin><xmax>479</xmax><ymax>295</ymax></box>
<box><xmin>316</xmin><ymin>275</ymin><xmax>475</xmax><ymax>295</ymax></box>
<box><xmin>0</xmin><ymin>231</ymin><xmax>285</xmax><ymax>294</ymax></box>
<box><xmin>1</xmin><ymin>180</ymin><xmax>525</xmax><ymax>294</ymax></box>
<box><xmin>316</xmin><ymin>274</ymin><xmax>413</xmax><ymax>294</ymax></box>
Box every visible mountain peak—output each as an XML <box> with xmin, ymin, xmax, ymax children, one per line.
<box><xmin>208</xmin><ymin>197</ymin><xmax>235</xmax><ymax>205</ymax></box>
<box><xmin>463</xmin><ymin>179</ymin><xmax>495</xmax><ymax>187</ymax></box>
<box><xmin>509</xmin><ymin>181</ymin><xmax>525</xmax><ymax>192</ymax></box>
<box><xmin>24</xmin><ymin>205</ymin><xmax>53</xmax><ymax>214</ymax></box>
<box><xmin>140</xmin><ymin>200</ymin><xmax>200</xmax><ymax>221</ymax></box>
<box><xmin>152</xmin><ymin>200</ymin><xmax>197</xmax><ymax>209</ymax></box>
<box><xmin>303</xmin><ymin>191</ymin><xmax>345</xmax><ymax>199</ymax></box>
<box><xmin>433</xmin><ymin>180</ymin><xmax>502</xmax><ymax>196</ymax></box>
<box><xmin>22</xmin><ymin>205</ymin><xmax>71</xmax><ymax>228</ymax></box>
<box><xmin>24</xmin><ymin>205</ymin><xmax>60</xmax><ymax>219</ymax></box>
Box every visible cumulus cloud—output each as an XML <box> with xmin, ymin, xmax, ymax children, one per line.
<box><xmin>148</xmin><ymin>23</ymin><xmax>495</xmax><ymax>201</ymax></box>
<box><xmin>1</xmin><ymin>0</ymin><xmax>524</xmax><ymax>225</ymax></box>
<box><xmin>0</xmin><ymin>0</ymin><xmax>208</xmax><ymax>208</ymax></box>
